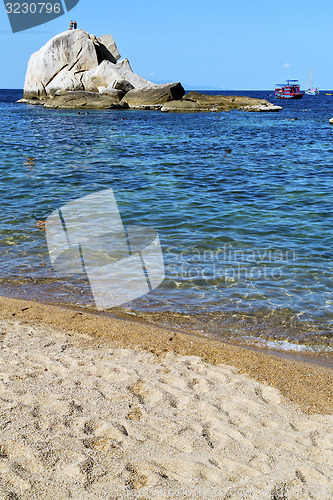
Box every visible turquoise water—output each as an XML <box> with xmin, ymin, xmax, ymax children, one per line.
<box><xmin>1</xmin><ymin>89</ymin><xmax>333</xmax><ymax>352</ymax></box>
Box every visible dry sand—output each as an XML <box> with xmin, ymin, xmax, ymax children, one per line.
<box><xmin>0</xmin><ymin>296</ymin><xmax>332</xmax><ymax>499</ymax></box>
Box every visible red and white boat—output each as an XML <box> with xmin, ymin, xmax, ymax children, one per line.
<box><xmin>275</xmin><ymin>80</ymin><xmax>303</xmax><ymax>99</ymax></box>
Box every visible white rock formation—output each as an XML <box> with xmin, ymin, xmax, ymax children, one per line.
<box><xmin>88</xmin><ymin>59</ymin><xmax>151</xmax><ymax>93</ymax></box>
<box><xmin>23</xmin><ymin>30</ymin><xmax>99</xmax><ymax>98</ymax></box>
<box><xmin>21</xmin><ymin>29</ymin><xmax>279</xmax><ymax>113</ymax></box>
<box><xmin>115</xmin><ymin>59</ymin><xmax>152</xmax><ymax>89</ymax></box>
<box><xmin>23</xmin><ymin>29</ymin><xmax>156</xmax><ymax>100</ymax></box>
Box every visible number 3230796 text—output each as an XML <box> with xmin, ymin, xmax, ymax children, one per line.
<box><xmin>5</xmin><ymin>3</ymin><xmax>62</xmax><ymax>14</ymax></box>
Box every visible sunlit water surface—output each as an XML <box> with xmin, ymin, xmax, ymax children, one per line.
<box><xmin>1</xmin><ymin>89</ymin><xmax>333</xmax><ymax>354</ymax></box>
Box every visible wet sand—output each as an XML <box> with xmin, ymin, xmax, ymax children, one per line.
<box><xmin>0</xmin><ymin>296</ymin><xmax>332</xmax><ymax>414</ymax></box>
<box><xmin>0</xmin><ymin>296</ymin><xmax>332</xmax><ymax>498</ymax></box>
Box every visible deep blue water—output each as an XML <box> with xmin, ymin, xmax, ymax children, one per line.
<box><xmin>1</xmin><ymin>89</ymin><xmax>333</xmax><ymax>352</ymax></box>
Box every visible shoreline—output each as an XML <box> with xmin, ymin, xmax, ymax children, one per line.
<box><xmin>0</xmin><ymin>295</ymin><xmax>332</xmax><ymax>415</ymax></box>
<box><xmin>107</xmin><ymin>309</ymin><xmax>333</xmax><ymax>369</ymax></box>
<box><xmin>1</xmin><ymin>285</ymin><xmax>332</xmax><ymax>363</ymax></box>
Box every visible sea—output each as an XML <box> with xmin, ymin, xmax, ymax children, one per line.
<box><xmin>1</xmin><ymin>89</ymin><xmax>333</xmax><ymax>359</ymax></box>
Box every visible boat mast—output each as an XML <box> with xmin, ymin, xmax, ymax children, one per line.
<box><xmin>307</xmin><ymin>68</ymin><xmax>313</xmax><ymax>90</ymax></box>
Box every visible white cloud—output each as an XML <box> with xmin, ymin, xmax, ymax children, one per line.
<box><xmin>282</xmin><ymin>62</ymin><xmax>292</xmax><ymax>69</ymax></box>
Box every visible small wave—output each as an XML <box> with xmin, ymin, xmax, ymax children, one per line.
<box><xmin>240</xmin><ymin>335</ymin><xmax>333</xmax><ymax>354</ymax></box>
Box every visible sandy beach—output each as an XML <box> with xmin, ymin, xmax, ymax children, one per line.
<box><xmin>0</xmin><ymin>296</ymin><xmax>331</xmax><ymax>499</ymax></box>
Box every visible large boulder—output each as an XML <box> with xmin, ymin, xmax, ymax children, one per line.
<box><xmin>44</xmin><ymin>90</ymin><xmax>127</xmax><ymax>109</ymax></box>
<box><xmin>122</xmin><ymin>83</ymin><xmax>185</xmax><ymax>109</ymax></box>
<box><xmin>161</xmin><ymin>91</ymin><xmax>282</xmax><ymax>112</ymax></box>
<box><xmin>23</xmin><ymin>30</ymin><xmax>100</xmax><ymax>99</ymax></box>
<box><xmin>88</xmin><ymin>60</ymin><xmax>137</xmax><ymax>93</ymax></box>
<box><xmin>88</xmin><ymin>58</ymin><xmax>153</xmax><ymax>92</ymax></box>
<box><xmin>115</xmin><ymin>59</ymin><xmax>152</xmax><ymax>89</ymax></box>
<box><xmin>89</xmin><ymin>60</ymin><xmax>124</xmax><ymax>89</ymax></box>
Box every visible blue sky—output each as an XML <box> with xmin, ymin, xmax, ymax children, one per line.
<box><xmin>0</xmin><ymin>0</ymin><xmax>332</xmax><ymax>90</ymax></box>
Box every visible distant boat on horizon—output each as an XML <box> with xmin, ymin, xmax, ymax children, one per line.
<box><xmin>275</xmin><ymin>80</ymin><xmax>303</xmax><ymax>99</ymax></box>
<box><xmin>305</xmin><ymin>69</ymin><xmax>319</xmax><ymax>95</ymax></box>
